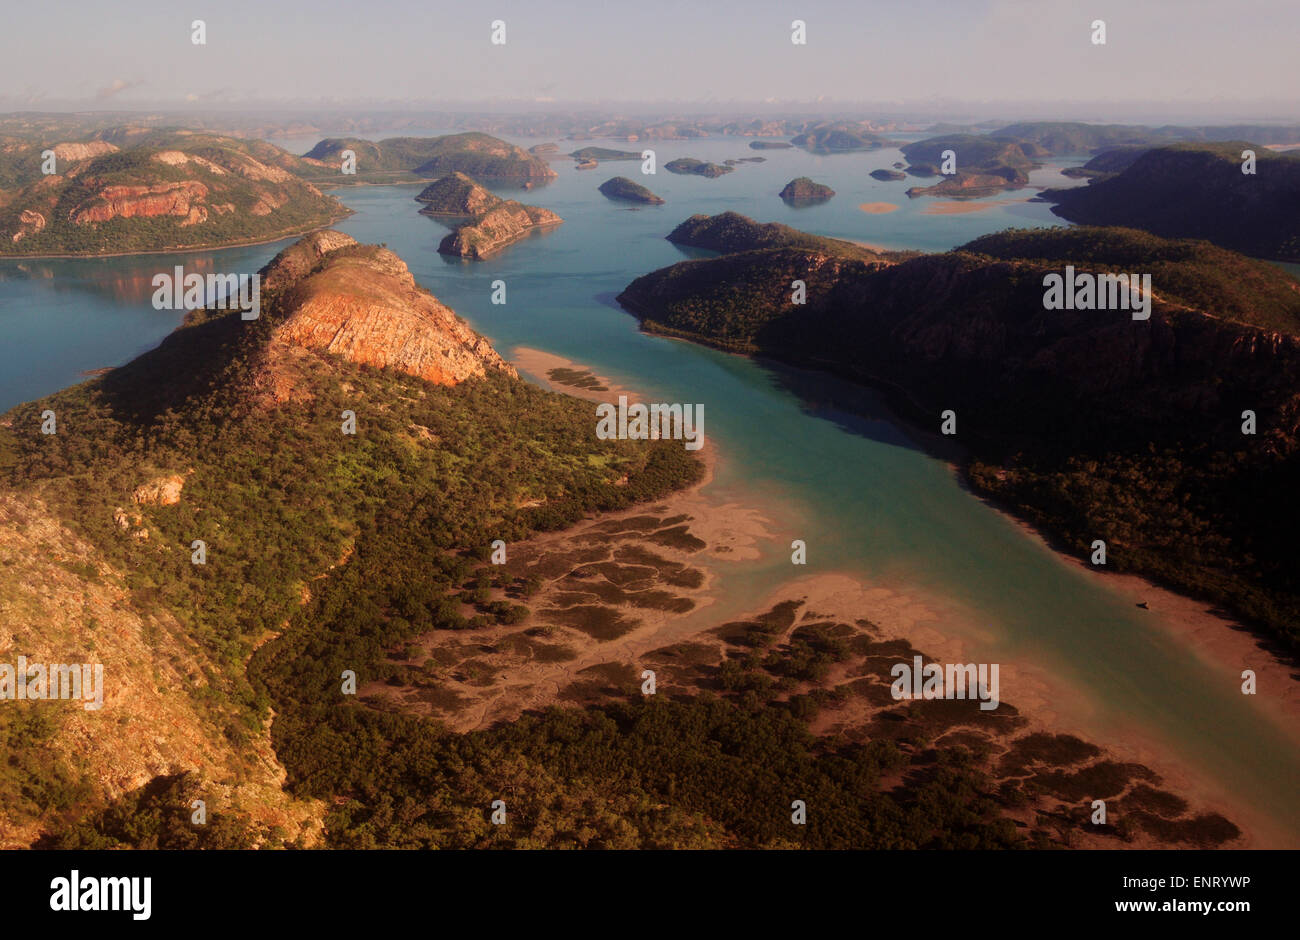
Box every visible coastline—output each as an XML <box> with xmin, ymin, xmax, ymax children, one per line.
<box><xmin>481</xmin><ymin>345</ymin><xmax>1282</xmax><ymax>846</ymax></box>
<box><xmin>969</xmin><ymin>477</ymin><xmax>1300</xmax><ymax>740</ymax></box>
<box><xmin>0</xmin><ymin>211</ymin><xmax>355</xmax><ymax>262</ymax></box>
<box><xmin>610</xmin><ymin>310</ymin><xmax>1300</xmax><ymax>722</ymax></box>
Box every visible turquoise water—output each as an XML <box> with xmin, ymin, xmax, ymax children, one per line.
<box><xmin>2</xmin><ymin>136</ymin><xmax>1297</xmax><ymax>844</ymax></box>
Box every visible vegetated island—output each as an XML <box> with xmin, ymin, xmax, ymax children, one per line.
<box><xmin>664</xmin><ymin>157</ymin><xmax>733</xmax><ymax>178</ymax></box>
<box><xmin>413</xmin><ymin>171</ymin><xmax>503</xmax><ymax>217</ymax></box>
<box><xmin>0</xmin><ymin>133</ymin><xmax>348</xmax><ymax>256</ymax></box>
<box><xmin>415</xmin><ymin>172</ymin><xmax>562</xmax><ymax>260</ymax></box>
<box><xmin>569</xmin><ymin>147</ymin><xmax>642</xmax><ymax>162</ymax></box>
<box><xmin>779</xmin><ymin>177</ymin><xmax>835</xmax><ymax>205</ymax></box>
<box><xmin>870</xmin><ymin>169</ymin><xmax>907</xmax><ymax>181</ymax></box>
<box><xmin>1058</xmin><ymin>146</ymin><xmax>1150</xmax><ymax>179</ymax></box>
<box><xmin>899</xmin><ymin>134</ymin><xmax>1043</xmax><ymax>198</ymax></box>
<box><xmin>300</xmin><ymin>132</ymin><xmax>557</xmax><ymax>185</ymax></box>
<box><xmin>0</xmin><ymin>228</ymin><xmax>1243</xmax><ymax>850</ymax></box>
<box><xmin>618</xmin><ymin>214</ymin><xmax>1300</xmax><ymax>653</ymax></box>
<box><xmin>790</xmin><ymin>122</ymin><xmax>887</xmax><ymax>153</ymax></box>
<box><xmin>664</xmin><ymin>211</ymin><xmax>909</xmax><ymax>261</ymax></box>
<box><xmin>1042</xmin><ymin>142</ymin><xmax>1300</xmax><ymax>262</ymax></box>
<box><xmin>598</xmin><ymin>176</ymin><xmax>664</xmax><ymax>205</ymax></box>
<box><xmin>749</xmin><ymin>140</ymin><xmax>794</xmax><ymax>150</ymax></box>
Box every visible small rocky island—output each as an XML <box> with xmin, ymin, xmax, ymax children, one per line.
<box><xmin>779</xmin><ymin>177</ymin><xmax>835</xmax><ymax>205</ymax></box>
<box><xmin>598</xmin><ymin>176</ymin><xmax>665</xmax><ymax>205</ymax></box>
<box><xmin>414</xmin><ymin>171</ymin><xmax>503</xmax><ymax>216</ymax></box>
<box><xmin>664</xmin><ymin>157</ymin><xmax>733</xmax><ymax>178</ymax></box>
<box><xmin>416</xmin><ymin>172</ymin><xmax>562</xmax><ymax>259</ymax></box>
<box><xmin>870</xmin><ymin>168</ymin><xmax>907</xmax><ymax>181</ymax></box>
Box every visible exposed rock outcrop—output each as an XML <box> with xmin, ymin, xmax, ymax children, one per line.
<box><xmin>437</xmin><ymin>201</ymin><xmax>562</xmax><ymax>260</ymax></box>
<box><xmin>259</xmin><ymin>231</ymin><xmax>517</xmax><ymax>393</ymax></box>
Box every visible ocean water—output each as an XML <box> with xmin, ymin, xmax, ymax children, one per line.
<box><xmin>2</xmin><ymin>135</ymin><xmax>1297</xmax><ymax>844</ymax></box>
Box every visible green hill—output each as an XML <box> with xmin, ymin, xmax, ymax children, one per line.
<box><xmin>790</xmin><ymin>123</ymin><xmax>886</xmax><ymax>153</ymax></box>
<box><xmin>598</xmin><ymin>176</ymin><xmax>664</xmax><ymax>204</ymax></box>
<box><xmin>665</xmin><ymin>211</ymin><xmax>895</xmax><ymax>260</ymax></box>
<box><xmin>0</xmin><ymin>137</ymin><xmax>347</xmax><ymax>256</ymax></box>
<box><xmin>1044</xmin><ymin>143</ymin><xmax>1300</xmax><ymax>261</ymax></box>
<box><xmin>618</xmin><ymin>218</ymin><xmax>1300</xmax><ymax>649</ymax></box>
<box><xmin>301</xmin><ymin>133</ymin><xmax>556</xmax><ymax>183</ymax></box>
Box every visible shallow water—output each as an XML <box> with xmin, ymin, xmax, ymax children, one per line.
<box><xmin>2</xmin><ymin>134</ymin><xmax>1296</xmax><ymax>844</ymax></box>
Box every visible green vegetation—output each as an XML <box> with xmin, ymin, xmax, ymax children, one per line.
<box><xmin>301</xmin><ymin>133</ymin><xmax>555</xmax><ymax>183</ymax></box>
<box><xmin>1</xmin><ymin>232</ymin><xmax>1053</xmax><ymax>848</ymax></box>
<box><xmin>665</xmin><ymin>211</ymin><xmax>894</xmax><ymax>260</ymax></box>
<box><xmin>0</xmin><ymin>141</ymin><xmax>346</xmax><ymax>256</ymax></box>
<box><xmin>901</xmin><ymin>134</ymin><xmax>1042</xmax><ymax>175</ymax></box>
<box><xmin>569</xmin><ymin>147</ymin><xmax>641</xmax><ymax>161</ymax></box>
<box><xmin>413</xmin><ymin>171</ymin><xmax>503</xmax><ymax>216</ymax></box>
<box><xmin>598</xmin><ymin>176</ymin><xmax>664</xmax><ymax>205</ymax></box>
<box><xmin>618</xmin><ymin>217</ymin><xmax>1300</xmax><ymax>650</ymax></box>
<box><xmin>664</xmin><ymin>158</ymin><xmax>733</xmax><ymax>178</ymax></box>
<box><xmin>992</xmin><ymin>121</ymin><xmax>1300</xmax><ymax>154</ymax></box>
<box><xmin>790</xmin><ymin>124</ymin><xmax>885</xmax><ymax>153</ymax></box>
<box><xmin>35</xmin><ymin>773</ymin><xmax>262</xmax><ymax>849</ymax></box>
<box><xmin>1044</xmin><ymin>143</ymin><xmax>1300</xmax><ymax>261</ymax></box>
<box><xmin>899</xmin><ymin>134</ymin><xmax>1039</xmax><ymax>195</ymax></box>
<box><xmin>779</xmin><ymin>177</ymin><xmax>835</xmax><ymax>204</ymax></box>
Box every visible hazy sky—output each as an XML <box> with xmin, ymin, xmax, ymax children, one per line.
<box><xmin>3</xmin><ymin>0</ymin><xmax>1297</xmax><ymax>119</ymax></box>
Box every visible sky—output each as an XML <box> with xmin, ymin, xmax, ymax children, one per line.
<box><xmin>2</xmin><ymin>0</ymin><xmax>1297</xmax><ymax>120</ymax></box>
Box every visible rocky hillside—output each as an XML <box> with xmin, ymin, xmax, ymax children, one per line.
<box><xmin>414</xmin><ymin>172</ymin><xmax>503</xmax><ymax>216</ymax></box>
<box><xmin>0</xmin><ymin>231</ymin><xmax>697</xmax><ymax>847</ymax></box>
<box><xmin>0</xmin><ymin>136</ymin><xmax>347</xmax><ymax>255</ymax></box>
<box><xmin>261</xmin><ymin>231</ymin><xmax>517</xmax><ymax>390</ymax></box>
<box><xmin>436</xmin><ymin>201</ymin><xmax>562</xmax><ymax>260</ymax></box>
<box><xmin>619</xmin><ymin>218</ymin><xmax>1300</xmax><ymax>649</ymax></box>
<box><xmin>1044</xmin><ymin>143</ymin><xmax>1300</xmax><ymax>261</ymax></box>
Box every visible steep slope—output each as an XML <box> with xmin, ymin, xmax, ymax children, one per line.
<box><xmin>1044</xmin><ymin>143</ymin><xmax>1300</xmax><ymax>261</ymax></box>
<box><xmin>779</xmin><ymin>177</ymin><xmax>835</xmax><ymax>205</ymax></box>
<box><xmin>790</xmin><ymin>123</ymin><xmax>886</xmax><ymax>153</ymax></box>
<box><xmin>0</xmin><ymin>231</ymin><xmax>697</xmax><ymax>847</ymax></box>
<box><xmin>414</xmin><ymin>171</ymin><xmax>503</xmax><ymax>216</ymax></box>
<box><xmin>618</xmin><ymin>217</ymin><xmax>1300</xmax><ymax>648</ymax></box>
<box><xmin>436</xmin><ymin>201</ymin><xmax>563</xmax><ymax>260</ymax></box>
<box><xmin>0</xmin><ymin>137</ymin><xmax>347</xmax><ymax>255</ymax></box>
<box><xmin>267</xmin><ymin>235</ymin><xmax>517</xmax><ymax>386</ymax></box>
